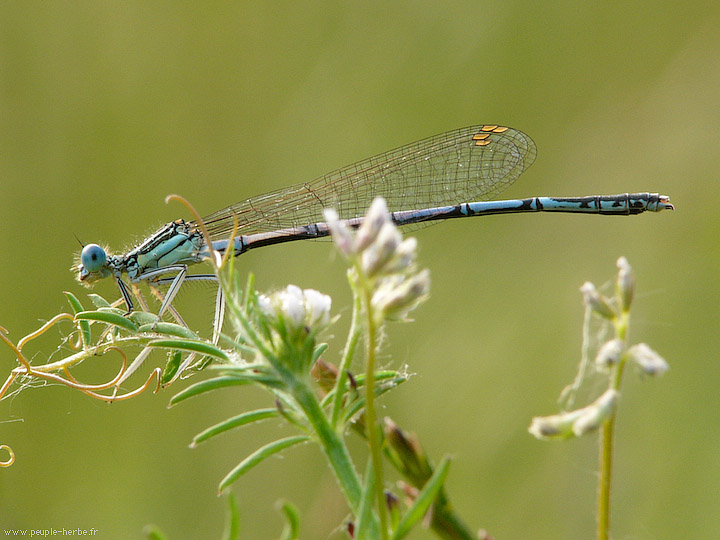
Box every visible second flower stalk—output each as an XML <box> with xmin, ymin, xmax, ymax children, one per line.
<box><xmin>325</xmin><ymin>197</ymin><xmax>430</xmax><ymax>539</ymax></box>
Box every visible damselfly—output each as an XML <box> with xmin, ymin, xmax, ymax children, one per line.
<box><xmin>76</xmin><ymin>125</ymin><xmax>673</xmax><ymax>336</ymax></box>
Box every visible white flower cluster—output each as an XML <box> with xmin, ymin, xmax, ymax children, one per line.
<box><xmin>258</xmin><ymin>284</ymin><xmax>332</xmax><ymax>334</ymax></box>
<box><xmin>529</xmin><ymin>389</ymin><xmax>619</xmax><ymax>440</ymax></box>
<box><xmin>324</xmin><ymin>198</ymin><xmax>430</xmax><ymax>320</ymax></box>
<box><xmin>580</xmin><ymin>257</ymin><xmax>637</xmax><ymax>320</ymax></box>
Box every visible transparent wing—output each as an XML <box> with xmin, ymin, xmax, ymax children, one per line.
<box><xmin>197</xmin><ymin>125</ymin><xmax>537</xmax><ymax>239</ymax></box>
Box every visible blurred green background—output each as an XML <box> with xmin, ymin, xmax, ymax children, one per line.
<box><xmin>1</xmin><ymin>2</ymin><xmax>718</xmax><ymax>539</ymax></box>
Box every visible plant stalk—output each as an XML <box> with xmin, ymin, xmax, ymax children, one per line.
<box><xmin>361</xmin><ymin>284</ymin><xmax>389</xmax><ymax>540</ymax></box>
<box><xmin>597</xmin><ymin>311</ymin><xmax>629</xmax><ymax>540</ymax></box>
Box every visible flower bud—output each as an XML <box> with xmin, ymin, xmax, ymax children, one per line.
<box><xmin>529</xmin><ymin>389</ymin><xmax>619</xmax><ymax>439</ymax></box>
<box><xmin>616</xmin><ymin>256</ymin><xmax>634</xmax><ymax>312</ymax></box>
<box><xmin>323</xmin><ymin>208</ymin><xmax>355</xmax><ymax>256</ymax></box>
<box><xmin>360</xmin><ymin>222</ymin><xmax>402</xmax><ymax>277</ymax></box>
<box><xmin>354</xmin><ymin>197</ymin><xmax>390</xmax><ymax>253</ymax></box>
<box><xmin>627</xmin><ymin>343</ymin><xmax>668</xmax><ymax>376</ymax></box>
<box><xmin>529</xmin><ymin>408</ymin><xmax>586</xmax><ymax>440</ymax></box>
<box><xmin>572</xmin><ymin>389</ymin><xmax>619</xmax><ymax>436</ymax></box>
<box><xmin>580</xmin><ymin>282</ymin><xmax>616</xmax><ymax>319</ymax></box>
<box><xmin>382</xmin><ymin>237</ymin><xmax>418</xmax><ymax>274</ymax></box>
<box><xmin>384</xmin><ymin>417</ymin><xmax>432</xmax><ymax>483</ymax></box>
<box><xmin>372</xmin><ymin>270</ymin><xmax>430</xmax><ymax>319</ymax></box>
<box><xmin>595</xmin><ymin>339</ymin><xmax>624</xmax><ymax>369</ymax></box>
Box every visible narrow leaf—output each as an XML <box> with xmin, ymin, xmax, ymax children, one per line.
<box><xmin>391</xmin><ymin>456</ymin><xmax>451</xmax><ymax>540</ymax></box>
<box><xmin>161</xmin><ymin>350</ymin><xmax>183</xmax><ymax>385</ymax></box>
<box><xmin>191</xmin><ymin>408</ymin><xmax>279</xmax><ymax>447</ymax></box>
<box><xmin>169</xmin><ymin>376</ymin><xmax>253</xmax><ymax>406</ymax></box>
<box><xmin>148</xmin><ymin>339</ymin><xmax>229</xmax><ymax>361</ymax></box>
<box><xmin>127</xmin><ymin>311</ymin><xmax>160</xmax><ymax>326</ymax></box>
<box><xmin>218</xmin><ymin>435</ymin><xmax>309</xmax><ymax>492</ymax></box>
<box><xmin>352</xmin><ymin>370</ymin><xmax>406</xmax><ymax>387</ymax></box>
<box><xmin>88</xmin><ymin>294</ymin><xmax>112</xmax><ymax>308</ymax></box>
<box><xmin>137</xmin><ymin>322</ymin><xmax>198</xmax><ymax>339</ymax></box>
<box><xmin>63</xmin><ymin>291</ymin><xmax>85</xmax><ymax>313</ymax></box>
<box><xmin>220</xmin><ymin>492</ymin><xmax>241</xmax><ymax>540</ymax></box>
<box><xmin>277</xmin><ymin>500</ymin><xmax>300</xmax><ymax>540</ymax></box>
<box><xmin>341</xmin><ymin>377</ymin><xmax>408</xmax><ymax>425</ymax></box>
<box><xmin>98</xmin><ymin>306</ymin><xmax>127</xmax><ymax>316</ymax></box>
<box><xmin>75</xmin><ymin>311</ymin><xmax>138</xmax><ymax>333</ymax></box>
<box><xmin>63</xmin><ymin>291</ymin><xmax>91</xmax><ymax>347</ymax></box>
<box><xmin>312</xmin><ymin>342</ymin><xmax>329</xmax><ymax>363</ymax></box>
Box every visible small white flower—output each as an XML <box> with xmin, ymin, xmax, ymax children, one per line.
<box><xmin>616</xmin><ymin>256</ymin><xmax>634</xmax><ymax>312</ymax></box>
<box><xmin>354</xmin><ymin>197</ymin><xmax>391</xmax><ymax>252</ymax></box>
<box><xmin>572</xmin><ymin>389</ymin><xmax>619</xmax><ymax>436</ymax></box>
<box><xmin>361</xmin><ymin>222</ymin><xmax>402</xmax><ymax>276</ymax></box>
<box><xmin>372</xmin><ymin>269</ymin><xmax>430</xmax><ymax>319</ymax></box>
<box><xmin>529</xmin><ymin>389</ymin><xmax>619</xmax><ymax>440</ymax></box>
<box><xmin>323</xmin><ymin>208</ymin><xmax>354</xmax><ymax>256</ymax></box>
<box><xmin>383</xmin><ymin>237</ymin><xmax>418</xmax><ymax>274</ymax></box>
<box><xmin>257</xmin><ymin>294</ymin><xmax>275</xmax><ymax>318</ymax></box>
<box><xmin>580</xmin><ymin>281</ymin><xmax>616</xmax><ymax>319</ymax></box>
<box><xmin>303</xmin><ymin>288</ymin><xmax>332</xmax><ymax>328</ymax></box>
<box><xmin>262</xmin><ymin>285</ymin><xmax>332</xmax><ymax>334</ymax></box>
<box><xmin>628</xmin><ymin>343</ymin><xmax>668</xmax><ymax>377</ymax></box>
<box><xmin>279</xmin><ymin>285</ymin><xmax>305</xmax><ymax>330</ymax></box>
<box><xmin>529</xmin><ymin>409</ymin><xmax>585</xmax><ymax>439</ymax></box>
<box><xmin>595</xmin><ymin>339</ymin><xmax>624</xmax><ymax>369</ymax></box>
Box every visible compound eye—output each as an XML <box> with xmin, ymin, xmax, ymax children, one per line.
<box><xmin>80</xmin><ymin>244</ymin><xmax>107</xmax><ymax>273</ymax></box>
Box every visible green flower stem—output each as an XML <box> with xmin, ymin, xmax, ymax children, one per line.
<box><xmin>361</xmin><ymin>282</ymin><xmax>389</xmax><ymax>540</ymax></box>
<box><xmin>597</xmin><ymin>310</ymin><xmax>629</xmax><ymax>540</ymax></box>
<box><xmin>598</xmin><ymin>417</ymin><xmax>613</xmax><ymax>540</ymax></box>
<box><xmin>331</xmin><ymin>273</ymin><xmax>363</xmax><ymax>429</ymax></box>
<box><xmin>290</xmin><ymin>377</ymin><xmax>364</xmax><ymax>509</ymax></box>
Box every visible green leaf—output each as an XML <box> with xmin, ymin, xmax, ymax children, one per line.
<box><xmin>169</xmin><ymin>376</ymin><xmax>254</xmax><ymax>406</ymax></box>
<box><xmin>161</xmin><ymin>350</ymin><xmax>183</xmax><ymax>386</ymax></box>
<box><xmin>75</xmin><ymin>310</ymin><xmax>138</xmax><ymax>333</ymax></box>
<box><xmin>312</xmin><ymin>342</ymin><xmax>329</xmax><ymax>363</ymax></box>
<box><xmin>390</xmin><ymin>456</ymin><xmax>451</xmax><ymax>540</ymax></box>
<box><xmin>88</xmin><ymin>293</ymin><xmax>112</xmax><ymax>308</ymax></box>
<box><xmin>137</xmin><ymin>322</ymin><xmax>198</xmax><ymax>339</ymax></box>
<box><xmin>340</xmin><ymin>376</ymin><xmax>408</xmax><ymax>425</ymax></box>
<box><xmin>321</xmin><ymin>370</ymin><xmax>406</xmax><ymax>409</ymax></box>
<box><xmin>191</xmin><ymin>408</ymin><xmax>279</xmax><ymax>447</ymax></box>
<box><xmin>148</xmin><ymin>339</ymin><xmax>229</xmax><ymax>361</ymax></box>
<box><xmin>352</xmin><ymin>370</ymin><xmax>407</xmax><ymax>387</ymax></box>
<box><xmin>63</xmin><ymin>291</ymin><xmax>85</xmax><ymax>313</ymax></box>
<box><xmin>218</xmin><ymin>435</ymin><xmax>309</xmax><ymax>492</ymax></box>
<box><xmin>98</xmin><ymin>306</ymin><xmax>127</xmax><ymax>316</ymax></box>
<box><xmin>277</xmin><ymin>500</ymin><xmax>300</xmax><ymax>540</ymax></box>
<box><xmin>211</xmin><ymin>365</ymin><xmax>284</xmax><ymax>388</ymax></box>
<box><xmin>143</xmin><ymin>525</ymin><xmax>169</xmax><ymax>540</ymax></box>
<box><xmin>127</xmin><ymin>311</ymin><xmax>160</xmax><ymax>326</ymax></box>
<box><xmin>220</xmin><ymin>492</ymin><xmax>241</xmax><ymax>540</ymax></box>
<box><xmin>63</xmin><ymin>291</ymin><xmax>91</xmax><ymax>347</ymax></box>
